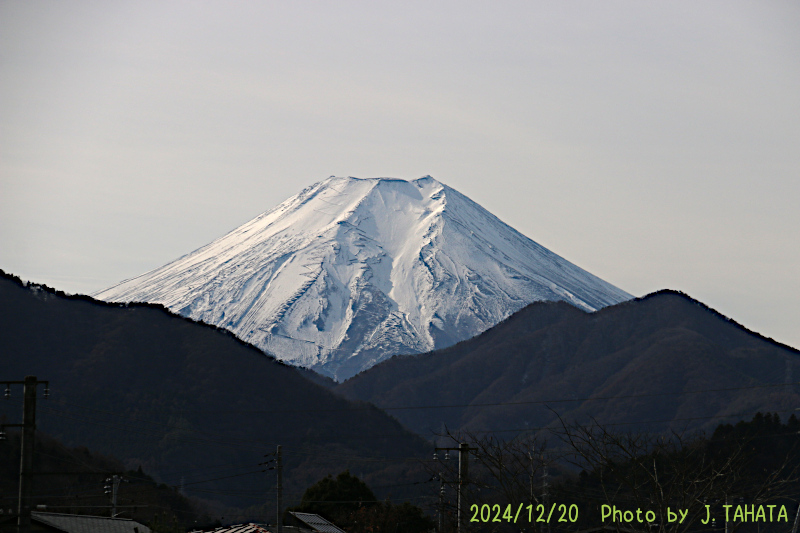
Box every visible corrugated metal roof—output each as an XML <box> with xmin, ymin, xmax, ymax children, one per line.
<box><xmin>288</xmin><ymin>513</ymin><xmax>346</xmax><ymax>533</ymax></box>
<box><xmin>193</xmin><ymin>524</ymin><xmax>308</xmax><ymax>533</ymax></box>
<box><xmin>31</xmin><ymin>512</ymin><xmax>151</xmax><ymax>533</ymax></box>
<box><xmin>256</xmin><ymin>526</ymin><xmax>314</xmax><ymax>533</ymax></box>
<box><xmin>202</xmin><ymin>525</ymin><xmax>271</xmax><ymax>533</ymax></box>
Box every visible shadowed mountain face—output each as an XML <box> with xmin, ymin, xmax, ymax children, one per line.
<box><xmin>93</xmin><ymin>176</ymin><xmax>631</xmax><ymax>380</ymax></box>
<box><xmin>0</xmin><ymin>430</ymin><xmax>213</xmax><ymax>529</ymax></box>
<box><xmin>0</xmin><ymin>270</ymin><xmax>429</xmax><ymax>511</ymax></box>
<box><xmin>336</xmin><ymin>291</ymin><xmax>800</xmax><ymax>437</ymax></box>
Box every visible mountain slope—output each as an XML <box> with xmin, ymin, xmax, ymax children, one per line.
<box><xmin>0</xmin><ymin>270</ymin><xmax>429</xmax><ymax>514</ymax></box>
<box><xmin>336</xmin><ymin>290</ymin><xmax>800</xmax><ymax>436</ymax></box>
<box><xmin>0</xmin><ymin>430</ymin><xmax>212</xmax><ymax>529</ymax></box>
<box><xmin>95</xmin><ymin>176</ymin><xmax>631</xmax><ymax>380</ymax></box>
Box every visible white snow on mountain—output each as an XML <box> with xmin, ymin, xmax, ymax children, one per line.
<box><xmin>94</xmin><ymin>176</ymin><xmax>632</xmax><ymax>380</ymax></box>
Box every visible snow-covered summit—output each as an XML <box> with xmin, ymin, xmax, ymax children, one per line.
<box><xmin>95</xmin><ymin>176</ymin><xmax>632</xmax><ymax>380</ymax></box>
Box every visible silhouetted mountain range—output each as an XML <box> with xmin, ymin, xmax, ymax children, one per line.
<box><xmin>5</xmin><ymin>265</ymin><xmax>799</xmax><ymax>522</ymax></box>
<box><xmin>336</xmin><ymin>290</ymin><xmax>800</xmax><ymax>437</ymax></box>
<box><xmin>0</xmin><ymin>270</ymin><xmax>429</xmax><ymax>516</ymax></box>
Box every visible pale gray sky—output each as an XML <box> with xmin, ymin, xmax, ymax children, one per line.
<box><xmin>2</xmin><ymin>1</ymin><xmax>799</xmax><ymax>348</ymax></box>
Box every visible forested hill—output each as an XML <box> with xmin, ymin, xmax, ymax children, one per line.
<box><xmin>0</xmin><ymin>269</ymin><xmax>430</xmax><ymax>515</ymax></box>
<box><xmin>337</xmin><ymin>290</ymin><xmax>800</xmax><ymax>437</ymax></box>
<box><xmin>0</xmin><ymin>430</ymin><xmax>214</xmax><ymax>531</ymax></box>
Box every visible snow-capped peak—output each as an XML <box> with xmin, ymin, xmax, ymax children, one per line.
<box><xmin>95</xmin><ymin>176</ymin><xmax>632</xmax><ymax>380</ymax></box>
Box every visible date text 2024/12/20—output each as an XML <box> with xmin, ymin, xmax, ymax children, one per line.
<box><xmin>470</xmin><ymin>503</ymin><xmax>578</xmax><ymax>524</ymax></box>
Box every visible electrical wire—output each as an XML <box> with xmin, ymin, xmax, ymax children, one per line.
<box><xmin>19</xmin><ymin>379</ymin><xmax>799</xmax><ymax>419</ymax></box>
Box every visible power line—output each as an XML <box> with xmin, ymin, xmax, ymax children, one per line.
<box><xmin>375</xmin><ymin>382</ymin><xmax>800</xmax><ymax>412</ymax></box>
<box><xmin>6</xmin><ymin>388</ymin><xmax>797</xmax><ymax>474</ymax></box>
<box><xmin>441</xmin><ymin>409</ymin><xmax>800</xmax><ymax>436</ymax></box>
<box><xmin>14</xmin><ymin>381</ymin><xmax>797</xmax><ymax>449</ymax></box>
<box><xmin>9</xmin><ymin>405</ymin><xmax>797</xmax><ymax>465</ymax></box>
<box><xmin>29</xmin><ymin>400</ymin><xmax>419</xmax><ymax>448</ymax></box>
<box><xmin>22</xmin><ymin>380</ymin><xmax>799</xmax><ymax>418</ymax></box>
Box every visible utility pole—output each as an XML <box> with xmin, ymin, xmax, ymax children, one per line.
<box><xmin>438</xmin><ymin>472</ymin><xmax>444</xmax><ymax>533</ymax></box>
<box><xmin>1</xmin><ymin>376</ymin><xmax>49</xmax><ymax>533</ymax></box>
<box><xmin>105</xmin><ymin>475</ymin><xmax>127</xmax><ymax>517</ymax></box>
<box><xmin>541</xmin><ymin>459</ymin><xmax>550</xmax><ymax>533</ymax></box>
<box><xmin>276</xmin><ymin>445</ymin><xmax>283</xmax><ymax>533</ymax></box>
<box><xmin>434</xmin><ymin>443</ymin><xmax>474</xmax><ymax>533</ymax></box>
<box><xmin>19</xmin><ymin>377</ymin><xmax>37</xmax><ymax>533</ymax></box>
<box><xmin>791</xmin><ymin>502</ymin><xmax>800</xmax><ymax>533</ymax></box>
<box><xmin>458</xmin><ymin>442</ymin><xmax>468</xmax><ymax>533</ymax></box>
<box><xmin>725</xmin><ymin>495</ymin><xmax>728</xmax><ymax>533</ymax></box>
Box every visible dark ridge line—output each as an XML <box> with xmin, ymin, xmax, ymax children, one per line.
<box><xmin>7</xmin><ymin>268</ymin><xmax>795</xmax><ymax>387</ymax></box>
<box><xmin>0</xmin><ymin>268</ymin><xmax>299</xmax><ymax>370</ymax></box>
<box><xmin>628</xmin><ymin>289</ymin><xmax>799</xmax><ymax>355</ymax></box>
<box><xmin>342</xmin><ymin>287</ymin><xmax>799</xmax><ymax>382</ymax></box>
<box><xmin>341</xmin><ymin>299</ymin><xmax>581</xmax><ymax>381</ymax></box>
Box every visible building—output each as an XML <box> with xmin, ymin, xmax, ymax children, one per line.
<box><xmin>0</xmin><ymin>511</ymin><xmax>152</xmax><ymax>533</ymax></box>
<box><xmin>194</xmin><ymin>512</ymin><xmax>345</xmax><ymax>533</ymax></box>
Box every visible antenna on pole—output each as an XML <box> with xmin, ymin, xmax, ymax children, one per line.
<box><xmin>104</xmin><ymin>475</ymin><xmax>127</xmax><ymax>517</ymax></box>
<box><xmin>276</xmin><ymin>445</ymin><xmax>283</xmax><ymax>533</ymax></box>
<box><xmin>458</xmin><ymin>443</ymin><xmax>469</xmax><ymax>533</ymax></box>
<box><xmin>1</xmin><ymin>376</ymin><xmax>49</xmax><ymax>533</ymax></box>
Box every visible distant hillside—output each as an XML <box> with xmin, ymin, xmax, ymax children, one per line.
<box><xmin>336</xmin><ymin>290</ymin><xmax>800</xmax><ymax>437</ymax></box>
<box><xmin>0</xmin><ymin>430</ymin><xmax>213</xmax><ymax>531</ymax></box>
<box><xmin>0</xmin><ymin>270</ymin><xmax>430</xmax><ymax>516</ymax></box>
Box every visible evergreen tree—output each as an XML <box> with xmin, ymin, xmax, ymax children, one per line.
<box><xmin>290</xmin><ymin>470</ymin><xmax>377</xmax><ymax>525</ymax></box>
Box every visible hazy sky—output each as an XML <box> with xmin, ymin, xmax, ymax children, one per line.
<box><xmin>2</xmin><ymin>2</ymin><xmax>798</xmax><ymax>348</ymax></box>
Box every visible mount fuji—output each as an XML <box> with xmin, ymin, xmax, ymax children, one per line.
<box><xmin>95</xmin><ymin>176</ymin><xmax>632</xmax><ymax>380</ymax></box>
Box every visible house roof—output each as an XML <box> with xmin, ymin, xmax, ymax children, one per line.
<box><xmin>195</xmin><ymin>524</ymin><xmax>309</xmax><ymax>533</ymax></box>
<box><xmin>287</xmin><ymin>513</ymin><xmax>346</xmax><ymax>533</ymax></box>
<box><xmin>31</xmin><ymin>512</ymin><xmax>151</xmax><ymax>533</ymax></box>
<box><xmin>192</xmin><ymin>512</ymin><xmax>345</xmax><ymax>533</ymax></box>
<box><xmin>198</xmin><ymin>525</ymin><xmax>272</xmax><ymax>533</ymax></box>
